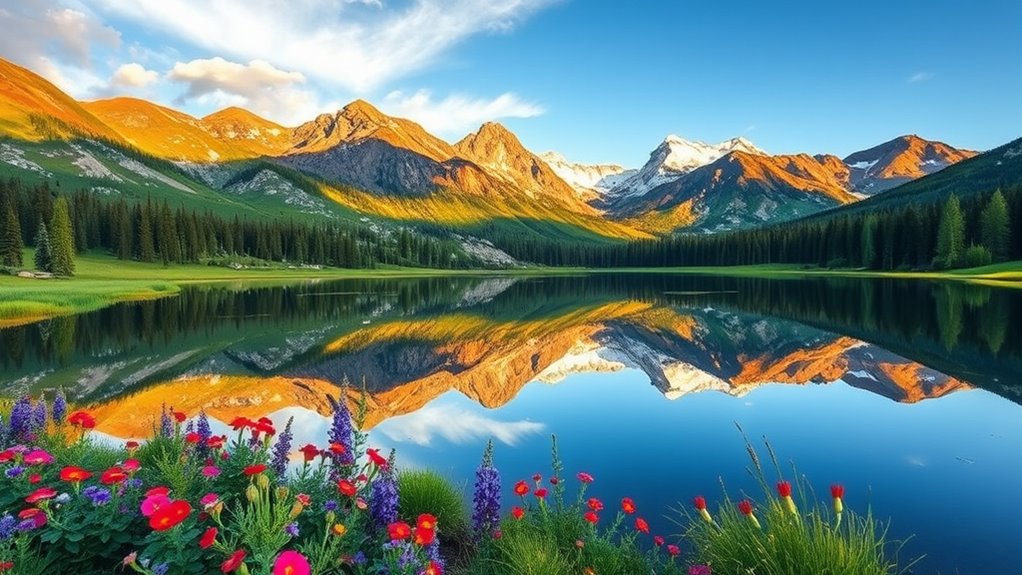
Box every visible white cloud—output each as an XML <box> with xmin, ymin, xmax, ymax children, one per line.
<box><xmin>166</xmin><ymin>57</ymin><xmax>336</xmax><ymax>124</ymax></box>
<box><xmin>375</xmin><ymin>404</ymin><xmax>545</xmax><ymax>447</ymax></box>
<box><xmin>92</xmin><ymin>0</ymin><xmax>558</xmax><ymax>93</ymax></box>
<box><xmin>110</xmin><ymin>63</ymin><xmax>158</xmax><ymax>88</ymax></box>
<box><xmin>381</xmin><ymin>89</ymin><xmax>544</xmax><ymax>136</ymax></box>
<box><xmin>908</xmin><ymin>71</ymin><xmax>934</xmax><ymax>83</ymax></box>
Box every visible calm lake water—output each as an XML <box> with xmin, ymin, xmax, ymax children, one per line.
<box><xmin>2</xmin><ymin>274</ymin><xmax>1021</xmax><ymax>574</ymax></box>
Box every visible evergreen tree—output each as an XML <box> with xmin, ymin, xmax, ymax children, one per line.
<box><xmin>935</xmin><ymin>195</ymin><xmax>966</xmax><ymax>269</ymax></box>
<box><xmin>33</xmin><ymin>220</ymin><xmax>51</xmax><ymax>272</ymax></box>
<box><xmin>137</xmin><ymin>203</ymin><xmax>155</xmax><ymax>262</ymax></box>
<box><xmin>0</xmin><ymin>200</ymin><xmax>23</xmax><ymax>267</ymax></box>
<box><xmin>980</xmin><ymin>189</ymin><xmax>1010</xmax><ymax>261</ymax></box>
<box><xmin>49</xmin><ymin>197</ymin><xmax>75</xmax><ymax>276</ymax></box>
<box><xmin>861</xmin><ymin>214</ymin><xmax>878</xmax><ymax>268</ymax></box>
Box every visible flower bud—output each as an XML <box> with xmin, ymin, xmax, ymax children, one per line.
<box><xmin>325</xmin><ymin>511</ymin><xmax>336</xmax><ymax>525</ymax></box>
<box><xmin>246</xmin><ymin>484</ymin><xmax>259</xmax><ymax>503</ymax></box>
<box><xmin>289</xmin><ymin>501</ymin><xmax>303</xmax><ymax>520</ymax></box>
<box><xmin>257</xmin><ymin>474</ymin><xmax>270</xmax><ymax>491</ymax></box>
<box><xmin>276</xmin><ymin>486</ymin><xmax>289</xmax><ymax>500</ymax></box>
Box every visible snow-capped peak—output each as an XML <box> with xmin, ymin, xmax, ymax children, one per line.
<box><xmin>609</xmin><ymin>135</ymin><xmax>766</xmax><ymax>200</ymax></box>
<box><xmin>539</xmin><ymin>151</ymin><xmax>632</xmax><ymax>195</ymax></box>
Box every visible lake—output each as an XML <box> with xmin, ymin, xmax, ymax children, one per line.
<box><xmin>1</xmin><ymin>273</ymin><xmax>1020</xmax><ymax>573</ymax></box>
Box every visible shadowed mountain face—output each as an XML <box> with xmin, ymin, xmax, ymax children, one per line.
<box><xmin>3</xmin><ymin>274</ymin><xmax>1014</xmax><ymax>439</ymax></box>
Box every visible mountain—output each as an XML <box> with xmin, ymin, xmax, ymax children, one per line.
<box><xmin>607</xmin><ymin>135</ymin><xmax>766</xmax><ymax>200</ymax></box>
<box><xmin>538</xmin><ymin>151</ymin><xmax>631</xmax><ymax>199</ymax></box>
<box><xmin>199</xmin><ymin>107</ymin><xmax>293</xmax><ymax>157</ymax></box>
<box><xmin>0</xmin><ymin>58</ymin><xmax>123</xmax><ymax>143</ymax></box>
<box><xmin>843</xmin><ymin>135</ymin><xmax>978</xmax><ymax>195</ymax></box>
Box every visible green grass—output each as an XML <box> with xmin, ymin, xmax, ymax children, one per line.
<box><xmin>397</xmin><ymin>469</ymin><xmax>469</xmax><ymax>542</ymax></box>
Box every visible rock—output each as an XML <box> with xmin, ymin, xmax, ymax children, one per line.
<box><xmin>16</xmin><ymin>270</ymin><xmax>34</xmax><ymax>278</ymax></box>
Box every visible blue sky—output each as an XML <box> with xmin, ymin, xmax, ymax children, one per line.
<box><xmin>1</xmin><ymin>0</ymin><xmax>1020</xmax><ymax>166</ymax></box>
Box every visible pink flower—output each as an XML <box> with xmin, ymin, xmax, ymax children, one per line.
<box><xmin>23</xmin><ymin>450</ymin><xmax>53</xmax><ymax>465</ymax></box>
<box><xmin>122</xmin><ymin>459</ymin><xmax>141</xmax><ymax>473</ymax></box>
<box><xmin>141</xmin><ymin>494</ymin><xmax>172</xmax><ymax>517</ymax></box>
<box><xmin>202</xmin><ymin>466</ymin><xmax>221</xmax><ymax>478</ymax></box>
<box><xmin>576</xmin><ymin>472</ymin><xmax>594</xmax><ymax>483</ymax></box>
<box><xmin>200</xmin><ymin>493</ymin><xmax>220</xmax><ymax>507</ymax></box>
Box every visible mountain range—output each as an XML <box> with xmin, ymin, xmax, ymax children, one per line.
<box><xmin>0</xmin><ymin>56</ymin><xmax>981</xmax><ymax>249</ymax></box>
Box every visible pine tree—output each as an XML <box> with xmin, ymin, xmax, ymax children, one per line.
<box><xmin>33</xmin><ymin>220</ymin><xmax>51</xmax><ymax>272</ymax></box>
<box><xmin>137</xmin><ymin>203</ymin><xmax>155</xmax><ymax>262</ymax></box>
<box><xmin>861</xmin><ymin>214</ymin><xmax>878</xmax><ymax>268</ymax></box>
<box><xmin>49</xmin><ymin>197</ymin><xmax>75</xmax><ymax>276</ymax></box>
<box><xmin>980</xmin><ymin>189</ymin><xmax>1010</xmax><ymax>261</ymax></box>
<box><xmin>0</xmin><ymin>200</ymin><xmax>23</xmax><ymax>267</ymax></box>
<box><xmin>935</xmin><ymin>194</ymin><xmax>965</xmax><ymax>269</ymax></box>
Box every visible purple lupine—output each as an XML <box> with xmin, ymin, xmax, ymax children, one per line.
<box><xmin>270</xmin><ymin>417</ymin><xmax>294</xmax><ymax>479</ymax></box>
<box><xmin>426</xmin><ymin>538</ymin><xmax>445</xmax><ymax>574</ymax></box>
<box><xmin>195</xmin><ymin>411</ymin><xmax>212</xmax><ymax>459</ymax></box>
<box><xmin>32</xmin><ymin>398</ymin><xmax>47</xmax><ymax>431</ymax></box>
<box><xmin>52</xmin><ymin>390</ymin><xmax>67</xmax><ymax>424</ymax></box>
<box><xmin>327</xmin><ymin>395</ymin><xmax>355</xmax><ymax>470</ymax></box>
<box><xmin>369</xmin><ymin>464</ymin><xmax>399</xmax><ymax>530</ymax></box>
<box><xmin>5</xmin><ymin>466</ymin><xmax>24</xmax><ymax>479</ymax></box>
<box><xmin>472</xmin><ymin>440</ymin><xmax>501</xmax><ymax>540</ymax></box>
<box><xmin>184</xmin><ymin>419</ymin><xmax>195</xmax><ymax>435</ymax></box>
<box><xmin>0</xmin><ymin>413</ymin><xmax>7</xmax><ymax>447</ymax></box>
<box><xmin>0</xmin><ymin>514</ymin><xmax>16</xmax><ymax>540</ymax></box>
<box><xmin>9</xmin><ymin>397</ymin><xmax>34</xmax><ymax>440</ymax></box>
<box><xmin>159</xmin><ymin>404</ymin><xmax>173</xmax><ymax>438</ymax></box>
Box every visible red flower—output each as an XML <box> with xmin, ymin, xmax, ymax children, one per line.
<box><xmin>583</xmin><ymin>511</ymin><xmax>599</xmax><ymax>524</ymax></box>
<box><xmin>693</xmin><ymin>496</ymin><xmax>707</xmax><ymax>511</ymax></box>
<box><xmin>830</xmin><ymin>484</ymin><xmax>845</xmax><ymax>499</ymax></box>
<box><xmin>125</xmin><ymin>440</ymin><xmax>140</xmax><ymax>451</ymax></box>
<box><xmin>185</xmin><ymin>432</ymin><xmax>200</xmax><ymax>444</ymax></box>
<box><xmin>338</xmin><ymin>480</ymin><xmax>357</xmax><ymax>497</ymax></box>
<box><xmin>777</xmin><ymin>481</ymin><xmax>792</xmax><ymax>498</ymax></box>
<box><xmin>60</xmin><ymin>466</ymin><xmax>92</xmax><ymax>483</ymax></box>
<box><xmin>513</xmin><ymin>480</ymin><xmax>529</xmax><ymax>496</ymax></box>
<box><xmin>417</xmin><ymin>514</ymin><xmax>437</xmax><ymax>530</ymax></box>
<box><xmin>534</xmin><ymin>488</ymin><xmax>548</xmax><ymax>499</ymax></box>
<box><xmin>243</xmin><ymin>464</ymin><xmax>266</xmax><ymax>476</ymax></box>
<box><xmin>28</xmin><ymin>474</ymin><xmax>41</xmax><ymax>484</ymax></box>
<box><xmin>423</xmin><ymin>560</ymin><xmax>444</xmax><ymax>575</ymax></box>
<box><xmin>123</xmin><ymin>459</ymin><xmax>141</xmax><ymax>473</ymax></box>
<box><xmin>0</xmin><ymin>561</ymin><xmax>12</xmax><ymax>572</ymax></box>
<box><xmin>366</xmin><ymin>448</ymin><xmax>387</xmax><ymax>468</ymax></box>
<box><xmin>207</xmin><ymin>436</ymin><xmax>226</xmax><ymax>449</ymax></box>
<box><xmin>296</xmin><ymin>493</ymin><xmax>311</xmax><ymax>506</ymax></box>
<box><xmin>101</xmin><ymin>466</ymin><xmax>128</xmax><ymax>485</ymax></box>
<box><xmin>253</xmin><ymin>419</ymin><xmax>276</xmax><ymax>437</ymax></box>
<box><xmin>172</xmin><ymin>411</ymin><xmax>187</xmax><ymax>423</ymax></box>
<box><xmin>511</xmin><ymin>506</ymin><xmax>525</xmax><ymax>520</ymax></box>
<box><xmin>549</xmin><ymin>477</ymin><xmax>560</xmax><ymax>485</ymax></box>
<box><xmin>532</xmin><ymin>473</ymin><xmax>542</xmax><ymax>482</ymax></box>
<box><xmin>621</xmin><ymin>497</ymin><xmax>637</xmax><ymax>514</ymax></box>
<box><xmin>414</xmin><ymin>526</ymin><xmax>436</xmax><ymax>546</ymax></box>
<box><xmin>25</xmin><ymin>487</ymin><xmax>57</xmax><ymax>504</ymax></box>
<box><xmin>635</xmin><ymin>517</ymin><xmax>650</xmax><ymax>534</ymax></box>
<box><xmin>146</xmin><ymin>486</ymin><xmax>171</xmax><ymax>498</ymax></box>
<box><xmin>737</xmin><ymin>500</ymin><xmax>754</xmax><ymax>516</ymax></box>
<box><xmin>199</xmin><ymin>527</ymin><xmax>218</xmax><ymax>549</ymax></box>
<box><xmin>328</xmin><ymin>443</ymin><xmax>345</xmax><ymax>454</ymax></box>
<box><xmin>576</xmin><ymin>472</ymin><xmax>594</xmax><ymax>483</ymax></box>
<box><xmin>68</xmin><ymin>411</ymin><xmax>96</xmax><ymax>429</ymax></box>
<box><xmin>667</xmin><ymin>544</ymin><xmax>680</xmax><ymax>557</ymax></box>
<box><xmin>0</xmin><ymin>450</ymin><xmax>14</xmax><ymax>463</ymax></box>
<box><xmin>387</xmin><ymin>521</ymin><xmax>412</xmax><ymax>541</ymax></box>
<box><xmin>149</xmin><ymin>500</ymin><xmax>192</xmax><ymax>531</ymax></box>
<box><xmin>220</xmin><ymin>550</ymin><xmax>247</xmax><ymax>573</ymax></box>
<box><xmin>587</xmin><ymin>498</ymin><xmax>604</xmax><ymax>512</ymax></box>
<box><xmin>18</xmin><ymin>508</ymin><xmax>47</xmax><ymax>528</ymax></box>
<box><xmin>299</xmin><ymin>444</ymin><xmax>321</xmax><ymax>462</ymax></box>
<box><xmin>229</xmin><ymin>417</ymin><xmax>253</xmax><ymax>431</ymax></box>
<box><xmin>653</xmin><ymin>535</ymin><xmax>664</xmax><ymax>546</ymax></box>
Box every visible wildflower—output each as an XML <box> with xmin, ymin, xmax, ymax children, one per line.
<box><xmin>387</xmin><ymin>521</ymin><xmax>412</xmax><ymax>541</ymax></box>
<box><xmin>272</xmin><ymin>550</ymin><xmax>310</xmax><ymax>575</ymax></box>
<box><xmin>52</xmin><ymin>390</ymin><xmax>67</xmax><ymax>424</ymax></box>
<box><xmin>338</xmin><ymin>479</ymin><xmax>357</xmax><ymax>497</ymax></box>
<box><xmin>689</xmin><ymin>565</ymin><xmax>712</xmax><ymax>575</ymax></box>
<box><xmin>667</xmin><ymin>545</ymin><xmax>681</xmax><ymax>557</ymax></box>
<box><xmin>474</xmin><ymin>446</ymin><xmax>502</xmax><ymax>542</ymax></box>
<box><xmin>195</xmin><ymin>411</ymin><xmax>213</xmax><ymax>459</ymax></box>
<box><xmin>322</xmin><ymin>499</ymin><xmax>338</xmax><ymax>512</ymax></box>
<box><xmin>777</xmin><ymin>481</ymin><xmax>798</xmax><ymax>514</ymax></box>
<box><xmin>185</xmin><ymin>432</ymin><xmax>200</xmax><ymax>444</ymax></box>
<box><xmin>370</xmin><ymin>467</ymin><xmax>400</xmax><ymax>530</ymax></box>
<box><xmin>654</xmin><ymin>535</ymin><xmax>664</xmax><ymax>546</ymax></box>
<box><xmin>221</xmin><ymin>549</ymin><xmax>247</xmax><ymax>573</ymax></box>
<box><xmin>141</xmin><ymin>493</ymin><xmax>172</xmax><ymax>517</ymax></box>
<box><xmin>8</xmin><ymin>398</ymin><xmax>33</xmax><ymax>439</ymax></box>
<box><xmin>202</xmin><ymin>465</ymin><xmax>221</xmax><ymax>478</ymax></box>
<box><xmin>153</xmin><ymin>563</ymin><xmax>169</xmax><ymax>575</ymax></box>
<box><xmin>125</xmin><ymin>440</ymin><xmax>139</xmax><ymax>452</ymax></box>
<box><xmin>532</xmin><ymin>473</ymin><xmax>542</xmax><ymax>482</ymax></box>
<box><xmin>831</xmin><ymin>484</ymin><xmax>845</xmax><ymax>514</ymax></box>
<box><xmin>583</xmin><ymin>511</ymin><xmax>599</xmax><ymax>524</ymax></box>
<box><xmin>366</xmin><ymin>448</ymin><xmax>388</xmax><ymax>469</ymax></box>
<box><xmin>414</xmin><ymin>526</ymin><xmax>436</xmax><ymax>546</ymax></box>
<box><xmin>327</xmin><ymin>396</ymin><xmax>355</xmax><ymax>468</ymax></box>
<box><xmin>621</xmin><ymin>497</ymin><xmax>636</xmax><ymax>514</ymax></box>
<box><xmin>122</xmin><ymin>551</ymin><xmax>138</xmax><ymax>567</ymax></box>
<box><xmin>329</xmin><ymin>443</ymin><xmax>345</xmax><ymax>455</ymax></box>
<box><xmin>4</xmin><ymin>466</ymin><xmax>24</xmax><ymax>479</ymax></box>
<box><xmin>737</xmin><ymin>500</ymin><xmax>761</xmax><ymax>529</ymax></box>
<box><xmin>23</xmin><ymin>449</ymin><xmax>53</xmax><ymax>465</ymax></box>
<box><xmin>82</xmin><ymin>486</ymin><xmax>111</xmax><ymax>506</ymax></box>
<box><xmin>146</xmin><ymin>486</ymin><xmax>170</xmax><ymax>497</ymax></box>
<box><xmin>25</xmin><ymin>487</ymin><xmax>57</xmax><ymax>504</ymax></box>
<box><xmin>298</xmin><ymin>444</ymin><xmax>321</xmax><ymax>462</ymax></box>
<box><xmin>285</xmin><ymin>522</ymin><xmax>300</xmax><ymax>537</ymax></box>
<box><xmin>229</xmin><ymin>417</ymin><xmax>253</xmax><ymax>431</ymax></box>
<box><xmin>149</xmin><ymin>500</ymin><xmax>192</xmax><ymax>531</ymax></box>
<box><xmin>511</xmin><ymin>506</ymin><xmax>525</xmax><ymax>520</ymax></box>
<box><xmin>200</xmin><ymin>493</ymin><xmax>220</xmax><ymax>508</ymax></box>
<box><xmin>270</xmin><ymin>417</ymin><xmax>294</xmax><ymax>479</ymax></box>
<box><xmin>17</xmin><ymin>508</ymin><xmax>46</xmax><ymax>529</ymax></box>
<box><xmin>0</xmin><ymin>515</ymin><xmax>17</xmax><ymax>540</ymax></box>
<box><xmin>0</xmin><ymin>562</ymin><xmax>12</xmax><ymax>573</ymax></box>
<box><xmin>68</xmin><ymin>410</ymin><xmax>96</xmax><ymax>429</ymax></box>
<box><xmin>122</xmin><ymin>459</ymin><xmax>141</xmax><ymax>473</ymax></box>
<box><xmin>635</xmin><ymin>517</ymin><xmax>650</xmax><ymax>534</ymax></box>
<box><xmin>587</xmin><ymin>498</ymin><xmax>604</xmax><ymax>512</ymax></box>
<box><xmin>172</xmin><ymin>411</ymin><xmax>186</xmax><ymax>423</ymax></box>
<box><xmin>243</xmin><ymin>464</ymin><xmax>266</xmax><ymax>476</ymax></box>
<box><xmin>100</xmin><ymin>466</ymin><xmax>128</xmax><ymax>485</ymax></box>
<box><xmin>549</xmin><ymin>476</ymin><xmax>560</xmax><ymax>485</ymax></box>
<box><xmin>423</xmin><ymin>560</ymin><xmax>443</xmax><ymax>575</ymax></box>
<box><xmin>199</xmin><ymin>527</ymin><xmax>218</xmax><ymax>549</ymax></box>
<box><xmin>577</xmin><ymin>471</ymin><xmax>594</xmax><ymax>483</ymax></box>
<box><xmin>331</xmin><ymin>523</ymin><xmax>347</xmax><ymax>536</ymax></box>
<box><xmin>159</xmin><ymin>407</ymin><xmax>173</xmax><ymax>438</ymax></box>
<box><xmin>513</xmin><ymin>480</ymin><xmax>529</xmax><ymax>496</ymax></box>
<box><xmin>693</xmin><ymin>496</ymin><xmax>713</xmax><ymax>524</ymax></box>
<box><xmin>32</xmin><ymin>399</ymin><xmax>46</xmax><ymax>431</ymax></box>
<box><xmin>28</xmin><ymin>474</ymin><xmax>41</xmax><ymax>484</ymax></box>
<box><xmin>534</xmin><ymin>487</ymin><xmax>548</xmax><ymax>499</ymax></box>
<box><xmin>56</xmin><ymin>465</ymin><xmax>93</xmax><ymax>489</ymax></box>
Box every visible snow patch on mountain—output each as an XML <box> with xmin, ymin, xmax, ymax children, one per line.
<box><xmin>225</xmin><ymin>169</ymin><xmax>335</xmax><ymax>218</ymax></box>
<box><xmin>538</xmin><ymin>151</ymin><xmax>630</xmax><ymax>195</ymax></box>
<box><xmin>0</xmin><ymin>142</ymin><xmax>51</xmax><ymax>176</ymax></box>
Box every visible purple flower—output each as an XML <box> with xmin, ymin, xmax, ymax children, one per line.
<box><xmin>270</xmin><ymin>417</ymin><xmax>294</xmax><ymax>479</ymax></box>
<box><xmin>195</xmin><ymin>411</ymin><xmax>212</xmax><ymax>459</ymax></box>
<box><xmin>327</xmin><ymin>395</ymin><xmax>355</xmax><ymax>472</ymax></box>
<box><xmin>16</xmin><ymin>519</ymin><xmax>36</xmax><ymax>532</ymax></box>
<box><xmin>83</xmin><ymin>486</ymin><xmax>111</xmax><ymax>506</ymax></box>
<box><xmin>9</xmin><ymin>397</ymin><xmax>33</xmax><ymax>440</ymax></box>
<box><xmin>32</xmin><ymin>398</ymin><xmax>47</xmax><ymax>431</ymax></box>
<box><xmin>5</xmin><ymin>466</ymin><xmax>25</xmax><ymax>479</ymax></box>
<box><xmin>351</xmin><ymin>551</ymin><xmax>366</xmax><ymax>565</ymax></box>
<box><xmin>284</xmin><ymin>522</ymin><xmax>300</xmax><ymax>537</ymax></box>
<box><xmin>426</xmin><ymin>537</ymin><xmax>445</xmax><ymax>573</ymax></box>
<box><xmin>472</xmin><ymin>440</ymin><xmax>501</xmax><ymax>540</ymax></box>
<box><xmin>0</xmin><ymin>515</ymin><xmax>16</xmax><ymax>540</ymax></box>
<box><xmin>52</xmin><ymin>390</ymin><xmax>67</xmax><ymax>425</ymax></box>
<box><xmin>369</xmin><ymin>466</ymin><xmax>399</xmax><ymax>530</ymax></box>
<box><xmin>322</xmin><ymin>499</ymin><xmax>338</xmax><ymax>512</ymax></box>
<box><xmin>153</xmin><ymin>563</ymin><xmax>169</xmax><ymax>575</ymax></box>
<box><xmin>689</xmin><ymin>566</ymin><xmax>712</xmax><ymax>575</ymax></box>
<box><xmin>159</xmin><ymin>404</ymin><xmax>173</xmax><ymax>438</ymax></box>
<box><xmin>184</xmin><ymin>419</ymin><xmax>195</xmax><ymax>435</ymax></box>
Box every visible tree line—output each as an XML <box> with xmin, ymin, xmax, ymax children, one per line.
<box><xmin>493</xmin><ymin>186</ymin><xmax>1021</xmax><ymax>270</ymax></box>
<box><xmin>0</xmin><ymin>178</ymin><xmax>467</xmax><ymax>275</ymax></box>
